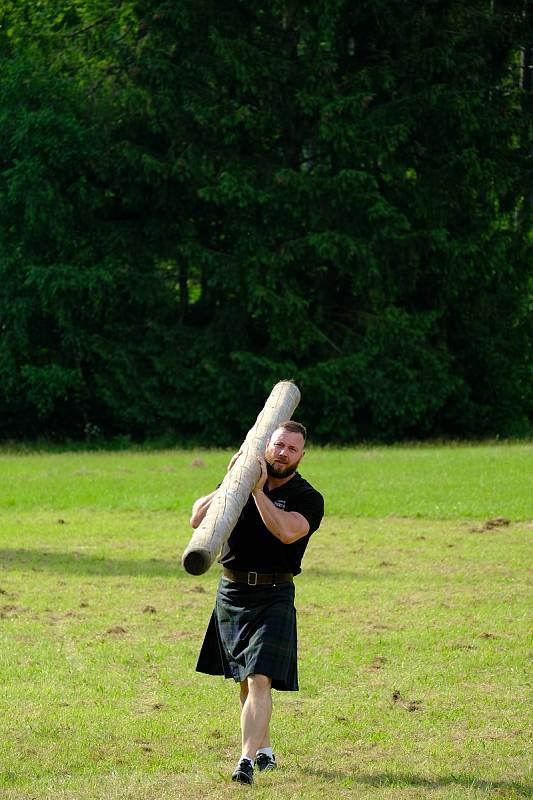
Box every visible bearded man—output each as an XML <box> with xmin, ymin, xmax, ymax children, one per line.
<box><xmin>191</xmin><ymin>420</ymin><xmax>324</xmax><ymax>784</ymax></box>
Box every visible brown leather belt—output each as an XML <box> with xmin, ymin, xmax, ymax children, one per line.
<box><xmin>223</xmin><ymin>567</ymin><xmax>293</xmax><ymax>586</ymax></box>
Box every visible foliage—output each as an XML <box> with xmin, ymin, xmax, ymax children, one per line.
<box><xmin>0</xmin><ymin>1</ymin><xmax>531</xmax><ymax>443</ymax></box>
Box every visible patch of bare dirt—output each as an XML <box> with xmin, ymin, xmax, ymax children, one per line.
<box><xmin>451</xmin><ymin>728</ymin><xmax>522</xmax><ymax>742</ymax></box>
<box><xmin>365</xmin><ymin>622</ymin><xmax>398</xmax><ymax>632</ymax></box>
<box><xmin>397</xmin><ymin>591</ymin><xmax>428</xmax><ymax>607</ymax></box>
<box><xmin>105</xmin><ymin>625</ymin><xmax>127</xmax><ymax>635</ymax></box>
<box><xmin>184</xmin><ymin>584</ymin><xmax>206</xmax><ymax>594</ymax></box>
<box><xmin>371</xmin><ymin>656</ymin><xmax>388</xmax><ymax>670</ymax></box>
<box><xmin>0</xmin><ymin>604</ymin><xmax>26</xmax><ymax>618</ymax></box>
<box><xmin>470</xmin><ymin>517</ymin><xmax>511</xmax><ymax>533</ymax></box>
<box><xmin>190</xmin><ymin>458</ymin><xmax>205</xmax><ymax>468</ymax></box>
<box><xmin>143</xmin><ymin>605</ymin><xmax>157</xmax><ymax>614</ymax></box>
<box><xmin>392</xmin><ymin>690</ymin><xmax>422</xmax><ymax>712</ymax></box>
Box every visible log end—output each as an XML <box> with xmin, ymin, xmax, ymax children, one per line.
<box><xmin>182</xmin><ymin>546</ymin><xmax>212</xmax><ymax>575</ymax></box>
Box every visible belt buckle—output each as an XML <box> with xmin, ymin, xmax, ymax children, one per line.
<box><xmin>248</xmin><ymin>571</ymin><xmax>258</xmax><ymax>586</ymax></box>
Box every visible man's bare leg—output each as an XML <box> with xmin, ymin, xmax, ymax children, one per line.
<box><xmin>240</xmin><ymin>678</ymin><xmax>271</xmax><ymax>749</ymax></box>
<box><xmin>239</xmin><ymin>674</ymin><xmax>272</xmax><ymax>759</ymax></box>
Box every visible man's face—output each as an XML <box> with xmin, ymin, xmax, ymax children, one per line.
<box><xmin>265</xmin><ymin>428</ymin><xmax>305</xmax><ymax>479</ymax></box>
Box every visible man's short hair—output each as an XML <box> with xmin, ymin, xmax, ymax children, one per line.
<box><xmin>276</xmin><ymin>420</ymin><xmax>307</xmax><ymax>443</ymax></box>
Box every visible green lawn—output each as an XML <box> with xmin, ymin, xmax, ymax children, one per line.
<box><xmin>0</xmin><ymin>444</ymin><xmax>531</xmax><ymax>799</ymax></box>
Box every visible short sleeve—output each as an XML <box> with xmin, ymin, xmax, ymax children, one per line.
<box><xmin>293</xmin><ymin>488</ymin><xmax>324</xmax><ymax>535</ymax></box>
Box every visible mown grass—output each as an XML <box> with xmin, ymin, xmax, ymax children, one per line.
<box><xmin>0</xmin><ymin>444</ymin><xmax>531</xmax><ymax>799</ymax></box>
<box><xmin>1</xmin><ymin>442</ymin><xmax>531</xmax><ymax>518</ymax></box>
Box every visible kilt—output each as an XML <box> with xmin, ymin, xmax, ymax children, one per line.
<box><xmin>196</xmin><ymin>576</ymin><xmax>298</xmax><ymax>691</ymax></box>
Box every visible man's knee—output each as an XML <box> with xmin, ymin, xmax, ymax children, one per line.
<box><xmin>247</xmin><ymin>673</ymin><xmax>272</xmax><ymax>694</ymax></box>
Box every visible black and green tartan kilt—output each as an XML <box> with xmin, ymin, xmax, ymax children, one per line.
<box><xmin>196</xmin><ymin>576</ymin><xmax>299</xmax><ymax>691</ymax></box>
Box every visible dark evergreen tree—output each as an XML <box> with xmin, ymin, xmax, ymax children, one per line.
<box><xmin>0</xmin><ymin>1</ymin><xmax>530</xmax><ymax>442</ymax></box>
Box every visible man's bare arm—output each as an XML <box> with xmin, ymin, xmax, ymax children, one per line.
<box><xmin>252</xmin><ymin>490</ymin><xmax>310</xmax><ymax>544</ymax></box>
<box><xmin>190</xmin><ymin>490</ymin><xmax>218</xmax><ymax>528</ymax></box>
<box><xmin>251</xmin><ymin>457</ymin><xmax>310</xmax><ymax>545</ymax></box>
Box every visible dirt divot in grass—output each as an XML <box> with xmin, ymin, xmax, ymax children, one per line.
<box><xmin>470</xmin><ymin>517</ymin><xmax>512</xmax><ymax>532</ymax></box>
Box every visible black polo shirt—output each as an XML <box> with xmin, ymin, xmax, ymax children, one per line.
<box><xmin>219</xmin><ymin>472</ymin><xmax>324</xmax><ymax>576</ymax></box>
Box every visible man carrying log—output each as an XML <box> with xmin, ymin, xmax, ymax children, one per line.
<box><xmin>191</xmin><ymin>420</ymin><xmax>324</xmax><ymax>785</ymax></box>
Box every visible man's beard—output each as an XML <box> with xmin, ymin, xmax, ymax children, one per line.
<box><xmin>266</xmin><ymin>459</ymin><xmax>300</xmax><ymax>479</ymax></box>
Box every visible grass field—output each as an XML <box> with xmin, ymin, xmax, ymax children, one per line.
<box><xmin>0</xmin><ymin>444</ymin><xmax>531</xmax><ymax>799</ymax></box>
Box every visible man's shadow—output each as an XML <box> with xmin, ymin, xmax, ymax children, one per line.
<box><xmin>303</xmin><ymin>768</ymin><xmax>531</xmax><ymax>797</ymax></box>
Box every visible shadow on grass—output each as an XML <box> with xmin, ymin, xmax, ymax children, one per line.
<box><xmin>305</xmin><ymin>567</ymin><xmax>384</xmax><ymax>580</ymax></box>
<box><xmin>0</xmin><ymin>550</ymin><xmax>379</xmax><ymax>582</ymax></box>
<box><xmin>0</xmin><ymin>548</ymin><xmax>202</xmax><ymax>580</ymax></box>
<box><xmin>303</xmin><ymin>768</ymin><xmax>531</xmax><ymax>796</ymax></box>
<box><xmin>0</xmin><ymin>551</ymin><xmax>398</xmax><ymax>588</ymax></box>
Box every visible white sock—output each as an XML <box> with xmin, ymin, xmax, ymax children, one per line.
<box><xmin>256</xmin><ymin>747</ymin><xmax>274</xmax><ymax>759</ymax></box>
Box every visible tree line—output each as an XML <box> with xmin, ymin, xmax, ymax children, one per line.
<box><xmin>0</xmin><ymin>1</ymin><xmax>531</xmax><ymax>444</ymax></box>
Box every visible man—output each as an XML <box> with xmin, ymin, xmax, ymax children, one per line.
<box><xmin>191</xmin><ymin>420</ymin><xmax>324</xmax><ymax>785</ymax></box>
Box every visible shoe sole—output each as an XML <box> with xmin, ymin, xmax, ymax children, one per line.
<box><xmin>232</xmin><ymin>773</ymin><xmax>253</xmax><ymax>784</ymax></box>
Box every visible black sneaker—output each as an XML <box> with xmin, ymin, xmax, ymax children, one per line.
<box><xmin>255</xmin><ymin>753</ymin><xmax>277</xmax><ymax>772</ymax></box>
<box><xmin>232</xmin><ymin>758</ymin><xmax>254</xmax><ymax>784</ymax></box>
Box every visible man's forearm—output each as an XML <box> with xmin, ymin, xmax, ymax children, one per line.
<box><xmin>251</xmin><ymin>490</ymin><xmax>309</xmax><ymax>545</ymax></box>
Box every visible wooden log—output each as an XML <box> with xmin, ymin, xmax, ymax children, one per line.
<box><xmin>181</xmin><ymin>380</ymin><xmax>301</xmax><ymax>575</ymax></box>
